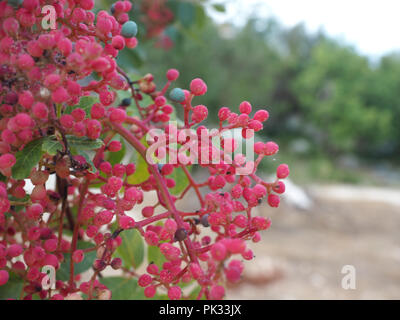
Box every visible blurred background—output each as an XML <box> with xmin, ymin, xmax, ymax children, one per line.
<box><xmin>109</xmin><ymin>0</ymin><xmax>400</xmax><ymax>298</ymax></box>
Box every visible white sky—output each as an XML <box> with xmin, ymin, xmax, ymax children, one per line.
<box><xmin>208</xmin><ymin>0</ymin><xmax>400</xmax><ymax>57</ymax></box>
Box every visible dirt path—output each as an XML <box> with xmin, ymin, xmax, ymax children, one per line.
<box><xmin>226</xmin><ymin>186</ymin><xmax>400</xmax><ymax>299</ymax></box>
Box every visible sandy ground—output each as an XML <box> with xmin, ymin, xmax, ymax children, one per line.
<box><xmin>225</xmin><ymin>185</ymin><xmax>400</xmax><ymax>299</ymax></box>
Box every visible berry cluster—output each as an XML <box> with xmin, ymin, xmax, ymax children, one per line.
<box><xmin>0</xmin><ymin>0</ymin><xmax>289</xmax><ymax>300</ymax></box>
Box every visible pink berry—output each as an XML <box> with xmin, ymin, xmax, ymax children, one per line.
<box><xmin>144</xmin><ymin>285</ymin><xmax>156</xmax><ymax>298</ymax></box>
<box><xmin>267</xmin><ymin>194</ymin><xmax>280</xmax><ymax>208</ymax></box>
<box><xmin>210</xmin><ymin>285</ymin><xmax>225</xmax><ymax>300</ymax></box>
<box><xmin>147</xmin><ymin>263</ymin><xmax>159</xmax><ymax>275</ymax></box>
<box><xmin>52</xmin><ymin>87</ymin><xmax>69</xmax><ymax>103</ymax></box>
<box><xmin>166</xmin><ymin>69</ymin><xmax>179</xmax><ymax>81</ymax></box>
<box><xmin>164</xmin><ymin>219</ymin><xmax>177</xmax><ymax>234</ymax></box>
<box><xmin>14</xmin><ymin>113</ymin><xmax>32</xmax><ymax>129</ymax></box>
<box><xmin>253</xmin><ymin>109</ymin><xmax>269</xmax><ymax>122</ymax></box>
<box><xmin>72</xmin><ymin>250</ymin><xmax>84</xmax><ymax>263</ymax></box>
<box><xmin>218</xmin><ymin>107</ymin><xmax>230</xmax><ymax>121</ymax></box>
<box><xmin>86</xmin><ymin>119</ymin><xmax>102</xmax><ymax>140</ymax></box>
<box><xmin>192</xmin><ymin>105</ymin><xmax>208</xmax><ymax>123</ymax></box>
<box><xmin>252</xmin><ymin>216</ymin><xmax>271</xmax><ymax>230</ymax></box>
<box><xmin>119</xmin><ymin>215</ymin><xmax>135</xmax><ymax>229</ymax></box>
<box><xmin>60</xmin><ymin>114</ymin><xmax>74</xmax><ymax>129</ymax></box>
<box><xmin>233</xmin><ymin>215</ymin><xmax>247</xmax><ymax>228</ymax></box>
<box><xmin>190</xmin><ymin>78</ymin><xmax>207</xmax><ymax>96</ymax></box>
<box><xmin>263</xmin><ymin>141</ymin><xmax>279</xmax><ymax>156</ymax></box>
<box><xmin>108</xmin><ymin>140</ymin><xmax>122</xmax><ymax>152</ymax></box>
<box><xmin>138</xmin><ymin>274</ymin><xmax>152</xmax><ymax>287</ymax></box>
<box><xmin>211</xmin><ymin>242</ymin><xmax>227</xmax><ymax>261</ymax></box>
<box><xmin>112</xmin><ymin>35</ymin><xmax>125</xmax><ymax>50</ymax></box>
<box><xmin>17</xmin><ymin>54</ymin><xmax>34</xmax><ymax>69</ymax></box>
<box><xmin>7</xmin><ymin>244</ymin><xmax>23</xmax><ymax>258</ymax></box>
<box><xmin>44</xmin><ymin>239</ymin><xmax>57</xmax><ymax>252</ymax></box>
<box><xmin>239</xmin><ymin>101</ymin><xmax>252</xmax><ymax>114</ymax></box>
<box><xmin>0</xmin><ymin>154</ymin><xmax>16</xmax><ymax>169</ymax></box>
<box><xmin>18</xmin><ymin>91</ymin><xmax>34</xmax><ymax>109</ymax></box>
<box><xmin>109</xmin><ymin>108</ymin><xmax>126</xmax><ymax>124</ymax></box>
<box><xmin>276</xmin><ymin>164</ymin><xmax>290</xmax><ymax>179</ymax></box>
<box><xmin>0</xmin><ymin>270</ymin><xmax>9</xmax><ymax>286</ymax></box>
<box><xmin>226</xmin><ymin>238</ymin><xmax>246</xmax><ymax>254</ymax></box>
<box><xmin>32</xmin><ymin>102</ymin><xmax>48</xmax><ymax>120</ymax></box>
<box><xmin>142</xmin><ymin>206</ymin><xmax>154</xmax><ymax>218</ymax></box>
<box><xmin>71</xmin><ymin>108</ymin><xmax>86</xmax><ymax>122</ymax></box>
<box><xmin>167</xmin><ymin>286</ymin><xmax>181</xmax><ymax>300</ymax></box>
<box><xmin>273</xmin><ymin>181</ymin><xmax>286</xmax><ymax>194</ymax></box>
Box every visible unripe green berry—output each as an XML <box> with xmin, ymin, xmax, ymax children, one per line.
<box><xmin>169</xmin><ymin>88</ymin><xmax>185</xmax><ymax>103</ymax></box>
<box><xmin>121</xmin><ymin>21</ymin><xmax>138</xmax><ymax>38</ymax></box>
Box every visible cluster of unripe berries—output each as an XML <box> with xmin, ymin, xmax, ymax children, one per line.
<box><xmin>0</xmin><ymin>0</ymin><xmax>289</xmax><ymax>300</ymax></box>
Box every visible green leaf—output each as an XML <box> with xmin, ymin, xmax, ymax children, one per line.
<box><xmin>66</xmin><ymin>135</ymin><xmax>104</xmax><ymax>151</ymax></box>
<box><xmin>169</xmin><ymin>166</ymin><xmax>190</xmax><ymax>196</ymax></box>
<box><xmin>64</xmin><ymin>96</ymin><xmax>97</xmax><ymax>116</ymax></box>
<box><xmin>195</xmin><ymin>4</ymin><xmax>207</xmax><ymax>29</ymax></box>
<box><xmin>127</xmin><ymin>151</ymin><xmax>150</xmax><ymax>184</ymax></box>
<box><xmin>0</xmin><ymin>273</ymin><xmax>24</xmax><ymax>300</ymax></box>
<box><xmin>42</xmin><ymin>136</ymin><xmax>63</xmax><ymax>156</ymax></box>
<box><xmin>115</xmin><ymin>228</ymin><xmax>144</xmax><ymax>269</ymax></box>
<box><xmin>12</xmin><ymin>137</ymin><xmax>45</xmax><ymax>180</ymax></box>
<box><xmin>177</xmin><ymin>2</ymin><xmax>196</xmax><ymax>28</ymax></box>
<box><xmin>212</xmin><ymin>4</ymin><xmax>226</xmax><ymax>12</ymax></box>
<box><xmin>100</xmin><ymin>277</ymin><xmax>145</xmax><ymax>300</ymax></box>
<box><xmin>56</xmin><ymin>241</ymin><xmax>96</xmax><ymax>281</ymax></box>
<box><xmin>147</xmin><ymin>245</ymin><xmax>166</xmax><ymax>267</ymax></box>
<box><xmin>127</xmin><ymin>137</ymin><xmax>150</xmax><ymax>184</ymax></box>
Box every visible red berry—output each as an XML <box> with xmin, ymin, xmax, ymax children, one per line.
<box><xmin>166</xmin><ymin>69</ymin><xmax>179</xmax><ymax>81</ymax></box>
<box><xmin>254</xmin><ymin>109</ymin><xmax>269</xmax><ymax>122</ymax></box>
<box><xmin>192</xmin><ymin>105</ymin><xmax>208</xmax><ymax>123</ymax></box>
<box><xmin>142</xmin><ymin>206</ymin><xmax>154</xmax><ymax>218</ymax></box>
<box><xmin>86</xmin><ymin>119</ymin><xmax>102</xmax><ymax>139</ymax></box>
<box><xmin>210</xmin><ymin>285</ymin><xmax>225</xmax><ymax>300</ymax></box>
<box><xmin>267</xmin><ymin>194</ymin><xmax>280</xmax><ymax>208</ymax></box>
<box><xmin>210</xmin><ymin>242</ymin><xmax>227</xmax><ymax>261</ymax></box>
<box><xmin>0</xmin><ymin>154</ymin><xmax>16</xmax><ymax>169</ymax></box>
<box><xmin>138</xmin><ymin>274</ymin><xmax>152</xmax><ymax>287</ymax></box>
<box><xmin>263</xmin><ymin>141</ymin><xmax>279</xmax><ymax>156</ymax></box>
<box><xmin>109</xmin><ymin>108</ymin><xmax>126</xmax><ymax>124</ymax></box>
<box><xmin>276</xmin><ymin>164</ymin><xmax>290</xmax><ymax>179</ymax></box>
<box><xmin>190</xmin><ymin>78</ymin><xmax>207</xmax><ymax>96</ymax></box>
<box><xmin>119</xmin><ymin>215</ymin><xmax>135</xmax><ymax>229</ymax></box>
<box><xmin>273</xmin><ymin>181</ymin><xmax>286</xmax><ymax>194</ymax></box>
<box><xmin>7</xmin><ymin>244</ymin><xmax>23</xmax><ymax>258</ymax></box>
<box><xmin>0</xmin><ymin>270</ymin><xmax>9</xmax><ymax>286</ymax></box>
<box><xmin>60</xmin><ymin>114</ymin><xmax>74</xmax><ymax>129</ymax></box>
<box><xmin>108</xmin><ymin>140</ymin><xmax>122</xmax><ymax>152</ymax></box>
<box><xmin>239</xmin><ymin>101</ymin><xmax>252</xmax><ymax>114</ymax></box>
<box><xmin>72</xmin><ymin>250</ymin><xmax>84</xmax><ymax>263</ymax></box>
<box><xmin>218</xmin><ymin>107</ymin><xmax>230</xmax><ymax>121</ymax></box>
<box><xmin>144</xmin><ymin>285</ymin><xmax>156</xmax><ymax>298</ymax></box>
<box><xmin>32</xmin><ymin>102</ymin><xmax>48</xmax><ymax>120</ymax></box>
<box><xmin>167</xmin><ymin>286</ymin><xmax>181</xmax><ymax>300</ymax></box>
